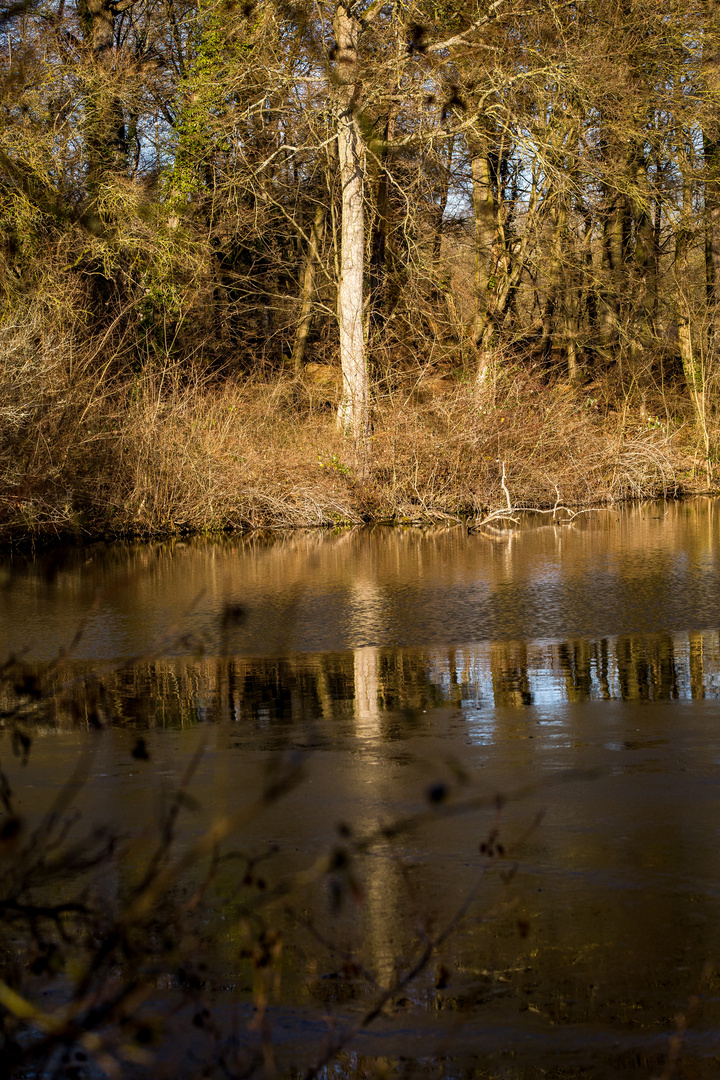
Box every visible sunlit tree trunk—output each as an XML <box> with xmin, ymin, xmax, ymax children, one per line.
<box><xmin>334</xmin><ymin>3</ymin><xmax>369</xmax><ymax>442</ymax></box>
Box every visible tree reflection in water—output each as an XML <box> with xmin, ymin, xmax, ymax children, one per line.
<box><xmin>4</xmin><ymin>504</ymin><xmax>720</xmax><ymax>1075</ymax></box>
<box><xmin>16</xmin><ymin>627</ymin><xmax>718</xmax><ymax>732</ymax></box>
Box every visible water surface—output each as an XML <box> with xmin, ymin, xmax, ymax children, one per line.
<box><xmin>3</xmin><ymin>499</ymin><xmax>720</xmax><ymax>1078</ymax></box>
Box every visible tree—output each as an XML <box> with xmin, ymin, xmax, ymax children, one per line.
<box><xmin>333</xmin><ymin>1</ymin><xmax>370</xmax><ymax>441</ymax></box>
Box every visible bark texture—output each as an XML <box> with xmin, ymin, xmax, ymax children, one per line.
<box><xmin>334</xmin><ymin>3</ymin><xmax>369</xmax><ymax>442</ymax></box>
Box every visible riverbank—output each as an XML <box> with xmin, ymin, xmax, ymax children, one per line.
<box><xmin>0</xmin><ymin>355</ymin><xmax>711</xmax><ymax>544</ymax></box>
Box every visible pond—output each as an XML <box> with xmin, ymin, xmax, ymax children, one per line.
<box><xmin>3</xmin><ymin>498</ymin><xmax>720</xmax><ymax>1078</ymax></box>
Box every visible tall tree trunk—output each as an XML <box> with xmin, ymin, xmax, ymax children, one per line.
<box><xmin>368</xmin><ymin>115</ymin><xmax>392</xmax><ymax>346</ymax></box>
<box><xmin>627</xmin><ymin>152</ymin><xmax>657</xmax><ymax>381</ymax></box>
<box><xmin>432</xmin><ymin>136</ymin><xmax>454</xmax><ymax>262</ymax></box>
<box><xmin>553</xmin><ymin>203</ymin><xmax>582</xmax><ymax>382</ymax></box>
<box><xmin>470</xmin><ymin>134</ymin><xmax>496</xmax><ymax>379</ymax></box>
<box><xmin>599</xmin><ymin>185</ymin><xmax>629</xmax><ymax>351</ymax></box>
<box><xmin>704</xmin><ymin>3</ymin><xmax>720</xmax><ymax>328</ymax></box>
<box><xmin>78</xmin><ymin>0</ymin><xmax>132</xmax><ymax>197</ymax></box>
<box><xmin>676</xmin><ymin>158</ymin><xmax>710</xmax><ymax>479</ymax></box>
<box><xmin>291</xmin><ymin>205</ymin><xmax>326</xmax><ymax>374</ymax></box>
<box><xmin>334</xmin><ymin>3</ymin><xmax>369</xmax><ymax>443</ymax></box>
<box><xmin>633</xmin><ymin>157</ymin><xmax>657</xmax><ymax>335</ymax></box>
<box><xmin>471</xmin><ymin>138</ymin><xmax>538</xmax><ymax>386</ymax></box>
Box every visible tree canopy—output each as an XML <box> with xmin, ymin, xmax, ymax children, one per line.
<box><xmin>0</xmin><ymin>0</ymin><xmax>718</xmax><ymax>529</ymax></box>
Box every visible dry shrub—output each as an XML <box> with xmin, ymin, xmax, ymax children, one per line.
<box><xmin>117</xmin><ymin>367</ymin><xmax>360</xmax><ymax>531</ymax></box>
<box><xmin>363</xmin><ymin>366</ymin><xmax>698</xmax><ymax>520</ymax></box>
<box><xmin>0</xmin><ymin>291</ymin><xmax>128</xmax><ymax>535</ymax></box>
<box><xmin>0</xmin><ymin>328</ymin><xmax>709</xmax><ymax>541</ymax></box>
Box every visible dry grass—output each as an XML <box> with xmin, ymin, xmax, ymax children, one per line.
<box><xmin>363</xmin><ymin>367</ymin><xmax>700</xmax><ymax>520</ymax></box>
<box><xmin>0</xmin><ymin>326</ymin><xmax>710</xmax><ymax>541</ymax></box>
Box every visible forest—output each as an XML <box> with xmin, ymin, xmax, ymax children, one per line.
<box><xmin>1</xmin><ymin>0</ymin><xmax>718</xmax><ymax>537</ymax></box>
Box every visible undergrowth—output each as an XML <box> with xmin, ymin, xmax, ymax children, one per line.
<box><xmin>0</xmin><ymin>305</ymin><xmax>709</xmax><ymax>541</ymax></box>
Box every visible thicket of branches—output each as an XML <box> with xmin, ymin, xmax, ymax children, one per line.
<box><xmin>1</xmin><ymin>0</ymin><xmax>719</xmax><ymax>533</ymax></box>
